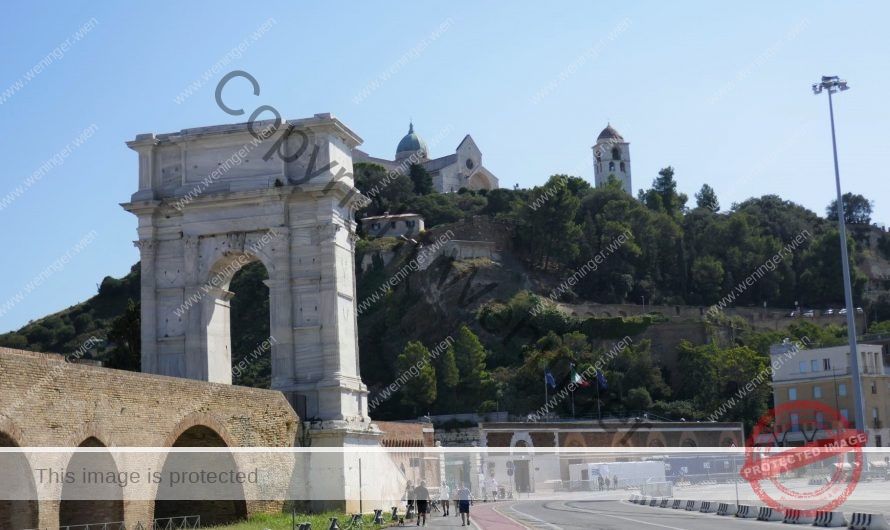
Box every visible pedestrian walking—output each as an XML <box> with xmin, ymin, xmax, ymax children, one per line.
<box><xmin>405</xmin><ymin>481</ymin><xmax>415</xmax><ymax>519</ymax></box>
<box><xmin>457</xmin><ymin>481</ymin><xmax>472</xmax><ymax>527</ymax></box>
<box><xmin>598</xmin><ymin>475</ymin><xmax>604</xmax><ymax>491</ymax></box>
<box><xmin>453</xmin><ymin>483</ymin><xmax>460</xmax><ymax>517</ymax></box>
<box><xmin>613</xmin><ymin>474</ymin><xmax>619</xmax><ymax>490</ymax></box>
<box><xmin>440</xmin><ymin>481</ymin><xmax>450</xmax><ymax>516</ymax></box>
<box><xmin>490</xmin><ymin>478</ymin><xmax>499</xmax><ymax>501</ymax></box>
<box><xmin>414</xmin><ymin>480</ymin><xmax>430</xmax><ymax>526</ymax></box>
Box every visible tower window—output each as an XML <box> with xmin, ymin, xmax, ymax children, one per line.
<box><xmin>620</xmin><ymin>162</ymin><xmax>626</xmax><ymax>172</ymax></box>
<box><xmin>611</xmin><ymin>147</ymin><xmax>621</xmax><ymax>160</ymax></box>
<box><xmin>608</xmin><ymin>162</ymin><xmax>615</xmax><ymax>172</ymax></box>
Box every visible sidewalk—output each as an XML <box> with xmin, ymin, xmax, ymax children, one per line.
<box><xmin>408</xmin><ymin>501</ymin><xmax>526</xmax><ymax>530</ymax></box>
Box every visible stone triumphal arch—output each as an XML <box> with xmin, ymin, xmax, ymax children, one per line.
<box><xmin>122</xmin><ymin>113</ymin><xmax>369</xmax><ymax>424</ymax></box>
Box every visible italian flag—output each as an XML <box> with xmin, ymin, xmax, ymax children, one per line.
<box><xmin>571</xmin><ymin>366</ymin><xmax>590</xmax><ymax>387</ymax></box>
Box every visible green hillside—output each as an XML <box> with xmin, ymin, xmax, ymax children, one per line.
<box><xmin>4</xmin><ymin>163</ymin><xmax>890</xmax><ymax>429</ymax></box>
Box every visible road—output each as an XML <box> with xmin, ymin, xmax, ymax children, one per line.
<box><xmin>464</xmin><ymin>479</ymin><xmax>890</xmax><ymax>530</ymax></box>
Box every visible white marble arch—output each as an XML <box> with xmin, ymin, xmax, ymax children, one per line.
<box><xmin>122</xmin><ymin>114</ymin><xmax>370</xmax><ymax>424</ymax></box>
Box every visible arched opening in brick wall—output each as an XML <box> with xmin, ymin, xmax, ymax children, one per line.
<box><xmin>154</xmin><ymin>425</ymin><xmax>247</xmax><ymax>526</ymax></box>
<box><xmin>228</xmin><ymin>260</ymin><xmax>271</xmax><ymax>388</ymax></box>
<box><xmin>0</xmin><ymin>432</ymin><xmax>38</xmax><ymax>529</ymax></box>
<box><xmin>59</xmin><ymin>437</ymin><xmax>124</xmax><ymax>527</ymax></box>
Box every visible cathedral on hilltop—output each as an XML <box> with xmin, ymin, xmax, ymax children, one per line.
<box><xmin>352</xmin><ymin>122</ymin><xmax>499</xmax><ymax>193</ymax></box>
<box><xmin>593</xmin><ymin>123</ymin><xmax>632</xmax><ymax>195</ymax></box>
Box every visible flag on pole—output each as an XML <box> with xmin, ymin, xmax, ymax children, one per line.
<box><xmin>596</xmin><ymin>371</ymin><xmax>608</xmax><ymax>390</ymax></box>
<box><xmin>571</xmin><ymin>365</ymin><xmax>590</xmax><ymax>387</ymax></box>
<box><xmin>544</xmin><ymin>370</ymin><xmax>557</xmax><ymax>389</ymax></box>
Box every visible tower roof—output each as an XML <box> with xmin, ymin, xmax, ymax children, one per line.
<box><xmin>597</xmin><ymin>124</ymin><xmax>624</xmax><ymax>142</ymax></box>
<box><xmin>396</xmin><ymin>122</ymin><xmax>428</xmax><ymax>157</ymax></box>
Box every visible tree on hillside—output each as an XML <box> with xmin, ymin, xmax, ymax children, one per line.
<box><xmin>450</xmin><ymin>325</ymin><xmax>491</xmax><ymax>407</ymax></box>
<box><xmin>519</xmin><ymin>175</ymin><xmax>582</xmax><ymax>270</ymax></box>
<box><xmin>798</xmin><ymin>228</ymin><xmax>867</xmax><ymax>304</ymax></box>
<box><xmin>691</xmin><ymin>256</ymin><xmax>725</xmax><ymax>303</ymax></box>
<box><xmin>353</xmin><ymin>162</ymin><xmax>413</xmax><ymax>216</ymax></box>
<box><xmin>639</xmin><ymin>167</ymin><xmax>688</xmax><ymax>218</ymax></box>
<box><xmin>826</xmin><ymin>192</ymin><xmax>873</xmax><ymax>225</ymax></box>
<box><xmin>106</xmin><ymin>299</ymin><xmax>141</xmax><ymax>371</ymax></box>
<box><xmin>695</xmin><ymin>183</ymin><xmax>720</xmax><ymax>212</ymax></box>
<box><xmin>439</xmin><ymin>346</ymin><xmax>460</xmax><ymax>402</ymax></box>
<box><xmin>626</xmin><ymin>387</ymin><xmax>653</xmax><ymax>411</ymax></box>
<box><xmin>397</xmin><ymin>341</ymin><xmax>437</xmax><ymax>413</ymax></box>
<box><xmin>409</xmin><ymin>163</ymin><xmax>433</xmax><ymax>195</ymax></box>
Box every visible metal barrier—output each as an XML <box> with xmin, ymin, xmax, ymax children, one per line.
<box><xmin>26</xmin><ymin>523</ymin><xmax>128</xmax><ymax>530</ymax></box>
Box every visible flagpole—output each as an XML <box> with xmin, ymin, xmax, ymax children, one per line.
<box><xmin>571</xmin><ymin>387</ymin><xmax>575</xmax><ymax>418</ymax></box>
<box><xmin>544</xmin><ymin>371</ymin><xmax>548</xmax><ymax>422</ymax></box>
<box><xmin>596</xmin><ymin>375</ymin><xmax>601</xmax><ymax>421</ymax></box>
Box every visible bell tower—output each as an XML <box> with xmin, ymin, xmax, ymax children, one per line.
<box><xmin>592</xmin><ymin>123</ymin><xmax>632</xmax><ymax>195</ymax></box>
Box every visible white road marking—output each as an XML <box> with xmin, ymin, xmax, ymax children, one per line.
<box><xmin>533</xmin><ymin>500</ymin><xmax>691</xmax><ymax>530</ymax></box>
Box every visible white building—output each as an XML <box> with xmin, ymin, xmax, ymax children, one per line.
<box><xmin>352</xmin><ymin>122</ymin><xmax>499</xmax><ymax>193</ymax></box>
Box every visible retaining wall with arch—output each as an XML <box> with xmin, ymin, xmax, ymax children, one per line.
<box><xmin>0</xmin><ymin>347</ymin><xmax>298</xmax><ymax>528</ymax></box>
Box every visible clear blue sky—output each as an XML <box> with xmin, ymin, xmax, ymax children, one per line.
<box><xmin>1</xmin><ymin>1</ymin><xmax>888</xmax><ymax>333</ymax></box>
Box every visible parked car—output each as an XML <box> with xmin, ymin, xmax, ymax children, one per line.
<box><xmin>824</xmin><ymin>308</ymin><xmax>835</xmax><ymax>316</ymax></box>
<box><xmin>857</xmin><ymin>307</ymin><xmax>864</xmax><ymax>314</ymax></box>
<box><xmin>803</xmin><ymin>310</ymin><xmax>815</xmax><ymax>318</ymax></box>
<box><xmin>786</xmin><ymin>310</ymin><xmax>799</xmax><ymax>318</ymax></box>
<box><xmin>839</xmin><ymin>308</ymin><xmax>848</xmax><ymax>315</ymax></box>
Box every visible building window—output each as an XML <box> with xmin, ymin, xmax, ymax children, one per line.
<box><xmin>815</xmin><ymin>412</ymin><xmax>827</xmax><ymax>429</ymax></box>
<box><xmin>612</xmin><ymin>147</ymin><xmax>621</xmax><ymax>160</ymax></box>
<box><xmin>872</xmin><ymin>382</ymin><xmax>878</xmax><ymax>394</ymax></box>
<box><xmin>799</xmin><ymin>361</ymin><xmax>808</xmax><ymax>373</ymax></box>
<box><xmin>391</xmin><ymin>221</ymin><xmax>397</xmax><ymax>229</ymax></box>
<box><xmin>620</xmin><ymin>162</ymin><xmax>626</xmax><ymax>172</ymax></box>
<box><xmin>405</xmin><ymin>220</ymin><xmax>416</xmax><ymax>228</ymax></box>
<box><xmin>788</xmin><ymin>388</ymin><xmax>798</xmax><ymax>400</ymax></box>
<box><xmin>841</xmin><ymin>409</ymin><xmax>849</xmax><ymax>421</ymax></box>
<box><xmin>609</xmin><ymin>162</ymin><xmax>615</xmax><ymax>172</ymax></box>
<box><xmin>814</xmin><ymin>386</ymin><xmax>822</xmax><ymax>399</ymax></box>
<box><xmin>811</xmin><ymin>359</ymin><xmax>819</xmax><ymax>372</ymax></box>
<box><xmin>790</xmin><ymin>413</ymin><xmax>800</xmax><ymax>432</ymax></box>
<box><xmin>839</xmin><ymin>383</ymin><xmax>847</xmax><ymax>397</ymax></box>
<box><xmin>371</xmin><ymin>223</ymin><xmax>381</xmax><ymax>230</ymax></box>
<box><xmin>823</xmin><ymin>358</ymin><xmax>831</xmax><ymax>370</ymax></box>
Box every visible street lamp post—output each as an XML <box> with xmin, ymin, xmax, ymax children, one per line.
<box><xmin>812</xmin><ymin>75</ymin><xmax>867</xmax><ymax>441</ymax></box>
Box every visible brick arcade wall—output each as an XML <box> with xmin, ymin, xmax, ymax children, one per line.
<box><xmin>0</xmin><ymin>347</ymin><xmax>298</xmax><ymax>528</ymax></box>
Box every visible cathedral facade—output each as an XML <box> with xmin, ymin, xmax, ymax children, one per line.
<box><xmin>352</xmin><ymin>122</ymin><xmax>499</xmax><ymax>193</ymax></box>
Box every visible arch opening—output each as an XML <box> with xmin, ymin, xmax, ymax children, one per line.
<box><xmin>468</xmin><ymin>172</ymin><xmax>494</xmax><ymax>191</ymax></box>
<box><xmin>0</xmin><ymin>431</ymin><xmax>38</xmax><ymax>529</ymax></box>
<box><xmin>229</xmin><ymin>260</ymin><xmax>272</xmax><ymax>388</ymax></box>
<box><xmin>59</xmin><ymin>437</ymin><xmax>124</xmax><ymax>527</ymax></box>
<box><xmin>154</xmin><ymin>425</ymin><xmax>247</xmax><ymax>526</ymax></box>
<box><xmin>202</xmin><ymin>251</ymin><xmax>273</xmax><ymax>388</ymax></box>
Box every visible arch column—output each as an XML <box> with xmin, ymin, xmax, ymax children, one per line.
<box><xmin>135</xmin><ymin>239</ymin><xmax>158</xmax><ymax>374</ymax></box>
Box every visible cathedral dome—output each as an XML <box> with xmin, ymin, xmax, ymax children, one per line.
<box><xmin>597</xmin><ymin>124</ymin><xmax>624</xmax><ymax>142</ymax></box>
<box><xmin>396</xmin><ymin>122</ymin><xmax>428</xmax><ymax>159</ymax></box>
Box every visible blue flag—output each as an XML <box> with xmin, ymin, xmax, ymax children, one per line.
<box><xmin>597</xmin><ymin>371</ymin><xmax>608</xmax><ymax>390</ymax></box>
<box><xmin>545</xmin><ymin>370</ymin><xmax>557</xmax><ymax>389</ymax></box>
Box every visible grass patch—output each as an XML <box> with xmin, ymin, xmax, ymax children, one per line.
<box><xmin>206</xmin><ymin>511</ymin><xmax>391</xmax><ymax>530</ymax></box>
